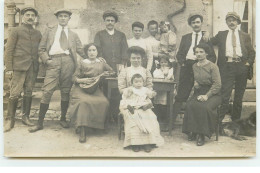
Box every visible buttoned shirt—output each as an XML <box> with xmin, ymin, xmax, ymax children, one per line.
<box><xmin>225</xmin><ymin>28</ymin><xmax>242</xmax><ymax>57</ymax></box>
<box><xmin>127</xmin><ymin>37</ymin><xmax>153</xmax><ymax>70</ymax></box>
<box><xmin>145</xmin><ymin>36</ymin><xmax>160</xmax><ymax>58</ymax></box>
<box><xmin>49</xmin><ymin>25</ymin><xmax>70</xmax><ymax>55</ymax></box>
<box><xmin>186</xmin><ymin>31</ymin><xmax>202</xmax><ymax>60</ymax></box>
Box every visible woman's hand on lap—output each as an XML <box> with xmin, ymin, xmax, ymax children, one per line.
<box><xmin>197</xmin><ymin>95</ymin><xmax>208</xmax><ymax>102</ymax></box>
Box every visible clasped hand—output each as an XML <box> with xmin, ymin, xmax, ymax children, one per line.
<box><xmin>197</xmin><ymin>95</ymin><xmax>208</xmax><ymax>102</ymax></box>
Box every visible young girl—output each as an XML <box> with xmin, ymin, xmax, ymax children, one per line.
<box><xmin>119</xmin><ymin>74</ymin><xmax>164</xmax><ymax>153</ymax></box>
<box><xmin>159</xmin><ymin>21</ymin><xmax>177</xmax><ymax>63</ymax></box>
<box><xmin>153</xmin><ymin>55</ymin><xmax>176</xmax><ymax>127</ymax></box>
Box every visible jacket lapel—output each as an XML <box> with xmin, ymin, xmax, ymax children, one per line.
<box><xmin>238</xmin><ymin>30</ymin><xmax>246</xmax><ymax>56</ymax></box>
<box><xmin>47</xmin><ymin>26</ymin><xmax>58</xmax><ymax>52</ymax></box>
<box><xmin>68</xmin><ymin>29</ymin><xmax>73</xmax><ymax>48</ymax></box>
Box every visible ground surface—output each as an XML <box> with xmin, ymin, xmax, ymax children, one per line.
<box><xmin>4</xmin><ymin>120</ymin><xmax>256</xmax><ymax>158</ymax></box>
<box><xmin>3</xmin><ymin>90</ymin><xmax>256</xmax><ymax>158</ymax></box>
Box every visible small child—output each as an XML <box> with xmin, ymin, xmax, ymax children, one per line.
<box><xmin>120</xmin><ymin>74</ymin><xmax>156</xmax><ymax>116</ymax></box>
<box><xmin>153</xmin><ymin>55</ymin><xmax>175</xmax><ymax>105</ymax></box>
<box><xmin>159</xmin><ymin>21</ymin><xmax>177</xmax><ymax>63</ymax></box>
<box><xmin>153</xmin><ymin>55</ymin><xmax>176</xmax><ymax>127</ymax></box>
<box><xmin>119</xmin><ymin>73</ymin><xmax>164</xmax><ymax>152</ymax></box>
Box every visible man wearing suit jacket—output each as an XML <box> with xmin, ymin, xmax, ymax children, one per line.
<box><xmin>4</xmin><ymin>7</ymin><xmax>42</xmax><ymax>132</ymax></box>
<box><xmin>29</xmin><ymin>9</ymin><xmax>86</xmax><ymax>132</ymax></box>
<box><xmin>210</xmin><ymin>12</ymin><xmax>255</xmax><ymax>123</ymax></box>
<box><xmin>171</xmin><ymin>13</ymin><xmax>216</xmax><ymax>135</ymax></box>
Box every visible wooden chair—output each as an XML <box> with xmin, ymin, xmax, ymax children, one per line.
<box><xmin>215</xmin><ymin>105</ymin><xmax>222</xmax><ymax>141</ymax></box>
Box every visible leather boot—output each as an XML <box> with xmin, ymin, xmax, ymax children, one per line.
<box><xmin>28</xmin><ymin>103</ymin><xmax>49</xmax><ymax>133</ymax></box>
<box><xmin>22</xmin><ymin>96</ymin><xmax>34</xmax><ymax>126</ymax></box>
<box><xmin>188</xmin><ymin>132</ymin><xmax>197</xmax><ymax>141</ymax></box>
<box><xmin>4</xmin><ymin>98</ymin><xmax>18</xmax><ymax>133</ymax></box>
<box><xmin>60</xmin><ymin>101</ymin><xmax>69</xmax><ymax>128</ymax></box>
<box><xmin>79</xmin><ymin>126</ymin><xmax>86</xmax><ymax>143</ymax></box>
<box><xmin>196</xmin><ymin>134</ymin><xmax>205</xmax><ymax>146</ymax></box>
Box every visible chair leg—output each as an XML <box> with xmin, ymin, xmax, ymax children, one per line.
<box><xmin>216</xmin><ymin>105</ymin><xmax>221</xmax><ymax>141</ymax></box>
<box><xmin>118</xmin><ymin>113</ymin><xmax>121</xmax><ymax>140</ymax></box>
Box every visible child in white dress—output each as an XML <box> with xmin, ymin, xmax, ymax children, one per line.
<box><xmin>119</xmin><ymin>74</ymin><xmax>164</xmax><ymax>152</ymax></box>
<box><xmin>153</xmin><ymin>55</ymin><xmax>176</xmax><ymax>127</ymax></box>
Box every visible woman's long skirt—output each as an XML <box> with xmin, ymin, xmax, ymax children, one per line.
<box><xmin>69</xmin><ymin>85</ymin><xmax>109</xmax><ymax>129</ymax></box>
<box><xmin>121</xmin><ymin>108</ymin><xmax>164</xmax><ymax>148</ymax></box>
<box><xmin>182</xmin><ymin>87</ymin><xmax>221</xmax><ymax>138</ymax></box>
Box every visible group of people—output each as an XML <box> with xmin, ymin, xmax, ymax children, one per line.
<box><xmin>4</xmin><ymin>6</ymin><xmax>255</xmax><ymax>153</ymax></box>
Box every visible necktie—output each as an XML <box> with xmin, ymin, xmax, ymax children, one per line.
<box><xmin>232</xmin><ymin>30</ymin><xmax>237</xmax><ymax>58</ymax></box>
<box><xmin>60</xmin><ymin>27</ymin><xmax>68</xmax><ymax>51</ymax></box>
<box><xmin>194</xmin><ymin>33</ymin><xmax>198</xmax><ymax>55</ymax></box>
<box><xmin>195</xmin><ymin>33</ymin><xmax>198</xmax><ymax>46</ymax></box>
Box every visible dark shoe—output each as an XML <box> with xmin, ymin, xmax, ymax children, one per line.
<box><xmin>143</xmin><ymin>144</ymin><xmax>152</xmax><ymax>153</ymax></box>
<box><xmin>22</xmin><ymin>96</ymin><xmax>34</xmax><ymax>126</ymax></box>
<box><xmin>4</xmin><ymin>98</ymin><xmax>18</xmax><ymax>132</ymax></box>
<box><xmin>188</xmin><ymin>132</ymin><xmax>196</xmax><ymax>141</ymax></box>
<box><xmin>132</xmin><ymin>145</ymin><xmax>140</xmax><ymax>152</ymax></box>
<box><xmin>60</xmin><ymin>120</ymin><xmax>69</xmax><ymax>128</ymax></box>
<box><xmin>4</xmin><ymin>118</ymin><xmax>15</xmax><ymax>133</ymax></box>
<box><xmin>196</xmin><ymin>134</ymin><xmax>205</xmax><ymax>146</ymax></box>
<box><xmin>22</xmin><ymin>115</ymin><xmax>34</xmax><ymax>126</ymax></box>
<box><xmin>28</xmin><ymin>124</ymin><xmax>43</xmax><ymax>133</ymax></box>
<box><xmin>79</xmin><ymin>126</ymin><xmax>86</xmax><ymax>143</ymax></box>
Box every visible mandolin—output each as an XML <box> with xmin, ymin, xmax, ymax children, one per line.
<box><xmin>79</xmin><ymin>71</ymin><xmax>114</xmax><ymax>94</ymax></box>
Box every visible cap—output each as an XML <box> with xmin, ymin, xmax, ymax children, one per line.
<box><xmin>21</xmin><ymin>6</ymin><xmax>38</xmax><ymax>16</ymax></box>
<box><xmin>226</xmin><ymin>12</ymin><xmax>241</xmax><ymax>24</ymax></box>
<box><xmin>54</xmin><ymin>9</ymin><xmax>72</xmax><ymax>16</ymax></box>
<box><xmin>187</xmin><ymin>13</ymin><xmax>203</xmax><ymax>25</ymax></box>
<box><xmin>103</xmin><ymin>10</ymin><xmax>118</xmax><ymax>22</ymax></box>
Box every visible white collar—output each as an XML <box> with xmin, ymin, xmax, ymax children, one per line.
<box><xmin>106</xmin><ymin>29</ymin><xmax>115</xmax><ymax>35</ymax></box>
<box><xmin>192</xmin><ymin>31</ymin><xmax>202</xmax><ymax>36</ymax></box>
<box><xmin>82</xmin><ymin>58</ymin><xmax>101</xmax><ymax>64</ymax></box>
<box><xmin>229</xmin><ymin>28</ymin><xmax>239</xmax><ymax>34</ymax></box>
<box><xmin>58</xmin><ymin>24</ymin><xmax>68</xmax><ymax>30</ymax></box>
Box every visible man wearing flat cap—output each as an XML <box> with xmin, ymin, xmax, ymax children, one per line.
<box><xmin>29</xmin><ymin>9</ymin><xmax>86</xmax><ymax>132</ymax></box>
<box><xmin>170</xmin><ymin>13</ymin><xmax>216</xmax><ymax>134</ymax></box>
<box><xmin>4</xmin><ymin>7</ymin><xmax>42</xmax><ymax>132</ymax></box>
<box><xmin>94</xmin><ymin>10</ymin><xmax>128</xmax><ymax>122</ymax></box>
<box><xmin>94</xmin><ymin>10</ymin><xmax>128</xmax><ymax>71</ymax></box>
<box><xmin>208</xmin><ymin>12</ymin><xmax>255</xmax><ymax>124</ymax></box>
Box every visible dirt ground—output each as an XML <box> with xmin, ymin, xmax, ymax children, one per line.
<box><xmin>4</xmin><ymin>119</ymin><xmax>256</xmax><ymax>158</ymax></box>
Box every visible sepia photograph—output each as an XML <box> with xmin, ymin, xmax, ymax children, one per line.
<box><xmin>2</xmin><ymin>0</ymin><xmax>256</xmax><ymax>158</ymax></box>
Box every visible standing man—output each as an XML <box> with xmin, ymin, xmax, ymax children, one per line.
<box><xmin>4</xmin><ymin>7</ymin><xmax>42</xmax><ymax>132</ymax></box>
<box><xmin>94</xmin><ymin>10</ymin><xmax>128</xmax><ymax>71</ymax></box>
<box><xmin>210</xmin><ymin>12</ymin><xmax>255</xmax><ymax>123</ymax></box>
<box><xmin>171</xmin><ymin>13</ymin><xmax>216</xmax><ymax>134</ymax></box>
<box><xmin>145</xmin><ymin>20</ymin><xmax>161</xmax><ymax>73</ymax></box>
<box><xmin>128</xmin><ymin>22</ymin><xmax>153</xmax><ymax>71</ymax></box>
<box><xmin>29</xmin><ymin>9</ymin><xmax>86</xmax><ymax>132</ymax></box>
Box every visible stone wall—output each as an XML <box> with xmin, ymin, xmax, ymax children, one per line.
<box><xmin>34</xmin><ymin>0</ymin><xmax>213</xmax><ymax>45</ymax></box>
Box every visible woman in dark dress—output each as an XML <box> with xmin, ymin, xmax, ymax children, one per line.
<box><xmin>68</xmin><ymin>43</ymin><xmax>114</xmax><ymax>143</ymax></box>
<box><xmin>182</xmin><ymin>43</ymin><xmax>222</xmax><ymax>146</ymax></box>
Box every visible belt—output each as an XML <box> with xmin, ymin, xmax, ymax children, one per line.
<box><xmin>226</xmin><ymin>56</ymin><xmax>241</xmax><ymax>63</ymax></box>
<box><xmin>50</xmin><ymin>53</ymin><xmax>70</xmax><ymax>58</ymax></box>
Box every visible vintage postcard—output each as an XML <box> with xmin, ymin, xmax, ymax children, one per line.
<box><xmin>2</xmin><ymin>0</ymin><xmax>256</xmax><ymax>157</ymax></box>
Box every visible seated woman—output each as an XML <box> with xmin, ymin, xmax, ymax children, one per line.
<box><xmin>68</xmin><ymin>43</ymin><xmax>114</xmax><ymax>143</ymax></box>
<box><xmin>118</xmin><ymin>46</ymin><xmax>164</xmax><ymax>152</ymax></box>
<box><xmin>182</xmin><ymin>43</ymin><xmax>222</xmax><ymax>146</ymax></box>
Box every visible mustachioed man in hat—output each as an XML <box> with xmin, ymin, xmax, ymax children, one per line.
<box><xmin>170</xmin><ymin>13</ymin><xmax>216</xmax><ymax>134</ymax></box>
<box><xmin>4</xmin><ymin>6</ymin><xmax>42</xmax><ymax>132</ymax></box>
<box><xmin>29</xmin><ymin>9</ymin><xmax>87</xmax><ymax>133</ymax></box>
<box><xmin>208</xmin><ymin>12</ymin><xmax>255</xmax><ymax>124</ymax></box>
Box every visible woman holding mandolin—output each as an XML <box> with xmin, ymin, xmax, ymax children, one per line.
<box><xmin>68</xmin><ymin>43</ymin><xmax>114</xmax><ymax>143</ymax></box>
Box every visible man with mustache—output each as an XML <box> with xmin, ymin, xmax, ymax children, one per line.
<box><xmin>170</xmin><ymin>13</ymin><xmax>216</xmax><ymax>136</ymax></box>
<box><xmin>208</xmin><ymin>12</ymin><xmax>255</xmax><ymax>124</ymax></box>
<box><xmin>94</xmin><ymin>10</ymin><xmax>128</xmax><ymax>71</ymax></box>
<box><xmin>4</xmin><ymin>7</ymin><xmax>42</xmax><ymax>132</ymax></box>
<box><xmin>94</xmin><ymin>10</ymin><xmax>128</xmax><ymax>122</ymax></box>
<box><xmin>29</xmin><ymin>9</ymin><xmax>86</xmax><ymax>132</ymax></box>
